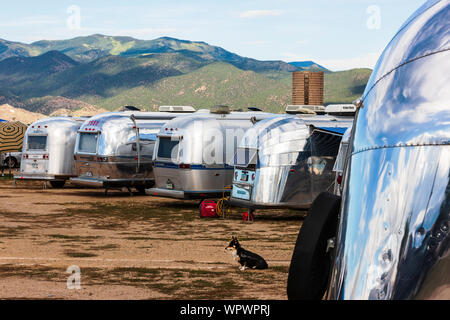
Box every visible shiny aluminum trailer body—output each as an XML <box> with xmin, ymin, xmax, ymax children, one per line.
<box><xmin>71</xmin><ymin>112</ymin><xmax>190</xmax><ymax>190</ymax></box>
<box><xmin>14</xmin><ymin>117</ymin><xmax>84</xmax><ymax>183</ymax></box>
<box><xmin>332</xmin><ymin>125</ymin><xmax>352</xmax><ymax>196</ymax></box>
<box><xmin>328</xmin><ymin>0</ymin><xmax>450</xmax><ymax>300</ymax></box>
<box><xmin>230</xmin><ymin>115</ymin><xmax>353</xmax><ymax>209</ymax></box>
<box><xmin>147</xmin><ymin>111</ymin><xmax>276</xmax><ymax>199</ymax></box>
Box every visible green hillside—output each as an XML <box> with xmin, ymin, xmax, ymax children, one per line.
<box><xmin>2</xmin><ymin>35</ymin><xmax>301</xmax><ymax>75</ymax></box>
<box><xmin>0</xmin><ymin>35</ymin><xmax>373</xmax><ymax>115</ymax></box>
<box><xmin>92</xmin><ymin>62</ymin><xmax>292</xmax><ymax>112</ymax></box>
<box><xmin>324</xmin><ymin>68</ymin><xmax>372</xmax><ymax>103</ymax></box>
<box><xmin>0</xmin><ymin>52</ymin><xmax>209</xmax><ymax>104</ymax></box>
<box><xmin>92</xmin><ymin>63</ymin><xmax>370</xmax><ymax>113</ymax></box>
<box><xmin>0</xmin><ymin>39</ymin><xmax>38</xmax><ymax>60</ymax></box>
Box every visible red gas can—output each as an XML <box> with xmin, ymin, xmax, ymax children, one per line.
<box><xmin>243</xmin><ymin>211</ymin><xmax>254</xmax><ymax>222</ymax></box>
<box><xmin>199</xmin><ymin>200</ymin><xmax>217</xmax><ymax>218</ymax></box>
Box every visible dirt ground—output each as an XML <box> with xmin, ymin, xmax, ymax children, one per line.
<box><xmin>0</xmin><ymin>174</ymin><xmax>304</xmax><ymax>300</ymax></box>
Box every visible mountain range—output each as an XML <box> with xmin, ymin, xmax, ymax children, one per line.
<box><xmin>0</xmin><ymin>34</ymin><xmax>372</xmax><ymax>114</ymax></box>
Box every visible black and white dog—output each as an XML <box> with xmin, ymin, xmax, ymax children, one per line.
<box><xmin>225</xmin><ymin>236</ymin><xmax>268</xmax><ymax>271</ymax></box>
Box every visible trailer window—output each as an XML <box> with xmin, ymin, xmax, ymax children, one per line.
<box><xmin>333</xmin><ymin>142</ymin><xmax>348</xmax><ymax>172</ymax></box>
<box><xmin>27</xmin><ymin>136</ymin><xmax>47</xmax><ymax>150</ymax></box>
<box><xmin>234</xmin><ymin>147</ymin><xmax>257</xmax><ymax>169</ymax></box>
<box><xmin>79</xmin><ymin>133</ymin><xmax>98</xmax><ymax>154</ymax></box>
<box><xmin>157</xmin><ymin>137</ymin><xmax>179</xmax><ymax>159</ymax></box>
<box><xmin>310</xmin><ymin>131</ymin><xmax>342</xmax><ymax>157</ymax></box>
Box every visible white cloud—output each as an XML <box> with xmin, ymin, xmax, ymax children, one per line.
<box><xmin>239</xmin><ymin>10</ymin><xmax>284</xmax><ymax>18</ymax></box>
<box><xmin>113</xmin><ymin>28</ymin><xmax>178</xmax><ymax>38</ymax></box>
<box><xmin>0</xmin><ymin>16</ymin><xmax>62</xmax><ymax>28</ymax></box>
<box><xmin>243</xmin><ymin>40</ymin><xmax>271</xmax><ymax>46</ymax></box>
<box><xmin>282</xmin><ymin>51</ymin><xmax>381</xmax><ymax>71</ymax></box>
<box><xmin>295</xmin><ymin>40</ymin><xmax>308</xmax><ymax>46</ymax></box>
<box><xmin>281</xmin><ymin>52</ymin><xmax>312</xmax><ymax>62</ymax></box>
<box><xmin>318</xmin><ymin>52</ymin><xmax>381</xmax><ymax>71</ymax></box>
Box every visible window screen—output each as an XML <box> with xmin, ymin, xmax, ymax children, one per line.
<box><xmin>78</xmin><ymin>133</ymin><xmax>98</xmax><ymax>154</ymax></box>
<box><xmin>234</xmin><ymin>147</ymin><xmax>258</xmax><ymax>168</ymax></box>
<box><xmin>27</xmin><ymin>136</ymin><xmax>47</xmax><ymax>150</ymax></box>
<box><xmin>157</xmin><ymin>137</ymin><xmax>179</xmax><ymax>159</ymax></box>
<box><xmin>310</xmin><ymin>131</ymin><xmax>342</xmax><ymax>157</ymax></box>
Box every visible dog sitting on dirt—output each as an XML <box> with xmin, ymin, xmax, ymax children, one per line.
<box><xmin>225</xmin><ymin>236</ymin><xmax>268</xmax><ymax>271</ymax></box>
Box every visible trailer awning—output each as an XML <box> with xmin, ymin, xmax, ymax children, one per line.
<box><xmin>0</xmin><ymin>121</ymin><xmax>28</xmax><ymax>153</ymax></box>
<box><xmin>315</xmin><ymin>126</ymin><xmax>348</xmax><ymax>135</ymax></box>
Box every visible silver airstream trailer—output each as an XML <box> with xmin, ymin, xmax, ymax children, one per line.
<box><xmin>70</xmin><ymin>108</ymin><xmax>194</xmax><ymax>193</ymax></box>
<box><xmin>146</xmin><ymin>107</ymin><xmax>276</xmax><ymax>199</ymax></box>
<box><xmin>332</xmin><ymin>125</ymin><xmax>352</xmax><ymax>196</ymax></box>
<box><xmin>230</xmin><ymin>113</ymin><xmax>353</xmax><ymax>209</ymax></box>
<box><xmin>288</xmin><ymin>0</ymin><xmax>450</xmax><ymax>300</ymax></box>
<box><xmin>14</xmin><ymin>117</ymin><xmax>86</xmax><ymax>188</ymax></box>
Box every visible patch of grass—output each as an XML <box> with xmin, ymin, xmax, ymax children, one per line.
<box><xmin>124</xmin><ymin>236</ymin><xmax>155</xmax><ymax>241</ymax></box>
<box><xmin>0</xmin><ymin>264</ymin><xmax>64</xmax><ymax>281</ymax></box>
<box><xmin>63</xmin><ymin>201</ymin><xmax>199</xmax><ymax>223</ymax></box>
<box><xmin>111</xmin><ymin>267</ymin><xmax>161</xmax><ymax>277</ymax></box>
<box><xmin>48</xmin><ymin>234</ymin><xmax>102</xmax><ymax>242</ymax></box>
<box><xmin>64</xmin><ymin>250</ymin><xmax>98</xmax><ymax>258</ymax></box>
<box><xmin>88</xmin><ymin>244</ymin><xmax>119</xmax><ymax>250</ymax></box>
<box><xmin>0</xmin><ymin>262</ymin><xmax>287</xmax><ymax>300</ymax></box>
<box><xmin>0</xmin><ymin>225</ymin><xmax>30</xmax><ymax>237</ymax></box>
<box><xmin>268</xmin><ymin>265</ymin><xmax>289</xmax><ymax>273</ymax></box>
<box><xmin>89</xmin><ymin>222</ymin><xmax>128</xmax><ymax>230</ymax></box>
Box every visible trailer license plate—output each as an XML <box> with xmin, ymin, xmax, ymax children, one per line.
<box><xmin>32</xmin><ymin>163</ymin><xmax>38</xmax><ymax>169</ymax></box>
<box><xmin>85</xmin><ymin>171</ymin><xmax>93</xmax><ymax>177</ymax></box>
<box><xmin>232</xmin><ymin>186</ymin><xmax>251</xmax><ymax>200</ymax></box>
<box><xmin>241</xmin><ymin>172</ymin><xmax>248</xmax><ymax>181</ymax></box>
<box><xmin>166</xmin><ymin>182</ymin><xmax>174</xmax><ymax>189</ymax></box>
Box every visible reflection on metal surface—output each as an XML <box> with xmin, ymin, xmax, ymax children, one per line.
<box><xmin>150</xmin><ymin>112</ymin><xmax>275</xmax><ymax>199</ymax></box>
<box><xmin>333</xmin><ymin>126</ymin><xmax>353</xmax><ymax>196</ymax></box>
<box><xmin>15</xmin><ymin>117</ymin><xmax>85</xmax><ymax>181</ymax></box>
<box><xmin>329</xmin><ymin>0</ymin><xmax>450</xmax><ymax>300</ymax></box>
<box><xmin>72</xmin><ymin>112</ymin><xmax>182</xmax><ymax>188</ymax></box>
<box><xmin>231</xmin><ymin>115</ymin><xmax>352</xmax><ymax>209</ymax></box>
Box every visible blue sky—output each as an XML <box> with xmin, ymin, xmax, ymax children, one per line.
<box><xmin>0</xmin><ymin>0</ymin><xmax>426</xmax><ymax>71</ymax></box>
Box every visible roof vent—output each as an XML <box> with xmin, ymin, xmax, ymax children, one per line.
<box><xmin>159</xmin><ymin>106</ymin><xmax>196</xmax><ymax>113</ymax></box>
<box><xmin>121</xmin><ymin>106</ymin><xmax>141</xmax><ymax>111</ymax></box>
<box><xmin>210</xmin><ymin>105</ymin><xmax>231</xmax><ymax>114</ymax></box>
<box><xmin>286</xmin><ymin>105</ymin><xmax>325</xmax><ymax>115</ymax></box>
<box><xmin>325</xmin><ymin>104</ymin><xmax>356</xmax><ymax>116</ymax></box>
<box><xmin>248</xmin><ymin>107</ymin><xmax>263</xmax><ymax>112</ymax></box>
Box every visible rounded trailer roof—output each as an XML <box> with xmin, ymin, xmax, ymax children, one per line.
<box><xmin>238</xmin><ymin>115</ymin><xmax>310</xmax><ymax>150</ymax></box>
<box><xmin>157</xmin><ymin>111</ymin><xmax>276</xmax><ymax>135</ymax></box>
<box><xmin>355</xmin><ymin>0</ymin><xmax>450</xmax><ymax>151</ymax></box>
<box><xmin>28</xmin><ymin>117</ymin><xmax>82</xmax><ymax>127</ymax></box>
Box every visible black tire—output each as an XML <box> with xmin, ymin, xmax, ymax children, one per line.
<box><xmin>287</xmin><ymin>192</ymin><xmax>341</xmax><ymax>300</ymax></box>
<box><xmin>50</xmin><ymin>180</ymin><xmax>66</xmax><ymax>188</ymax></box>
<box><xmin>135</xmin><ymin>186</ymin><xmax>146</xmax><ymax>195</ymax></box>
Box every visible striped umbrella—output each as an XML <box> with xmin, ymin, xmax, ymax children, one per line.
<box><xmin>0</xmin><ymin>121</ymin><xmax>28</xmax><ymax>153</ymax></box>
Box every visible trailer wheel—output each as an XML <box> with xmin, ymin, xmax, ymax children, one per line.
<box><xmin>50</xmin><ymin>181</ymin><xmax>66</xmax><ymax>188</ymax></box>
<box><xmin>287</xmin><ymin>192</ymin><xmax>341</xmax><ymax>300</ymax></box>
<box><xmin>135</xmin><ymin>186</ymin><xmax>146</xmax><ymax>195</ymax></box>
